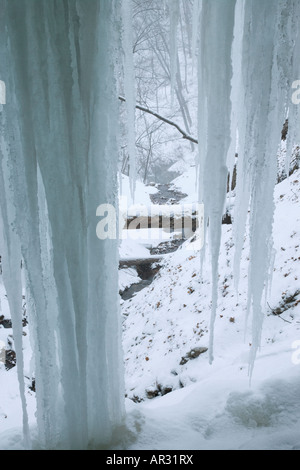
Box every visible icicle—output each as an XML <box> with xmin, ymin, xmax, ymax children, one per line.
<box><xmin>198</xmin><ymin>0</ymin><xmax>236</xmax><ymax>363</ymax></box>
<box><xmin>0</xmin><ymin>0</ymin><xmax>124</xmax><ymax>449</ymax></box>
<box><xmin>286</xmin><ymin>1</ymin><xmax>300</xmax><ymax>176</ymax></box>
<box><xmin>231</xmin><ymin>0</ymin><xmax>300</xmax><ymax>377</ymax></box>
<box><xmin>191</xmin><ymin>0</ymin><xmax>201</xmax><ymax>69</ymax></box>
<box><xmin>196</xmin><ymin>0</ymin><xmax>300</xmax><ymax>373</ymax></box>
<box><xmin>168</xmin><ymin>0</ymin><xmax>179</xmax><ymax>107</ymax></box>
<box><xmin>0</xmin><ymin>127</ymin><xmax>31</xmax><ymax>449</ymax></box>
<box><xmin>231</xmin><ymin>0</ymin><xmax>249</xmax><ymax>293</ymax></box>
<box><xmin>122</xmin><ymin>0</ymin><xmax>136</xmax><ymax>201</ymax></box>
<box><xmin>227</xmin><ymin>0</ymin><xmax>245</xmax><ymax>194</ymax></box>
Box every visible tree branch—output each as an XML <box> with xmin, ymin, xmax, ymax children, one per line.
<box><xmin>267</xmin><ymin>302</ymin><xmax>292</xmax><ymax>324</ymax></box>
<box><xmin>118</xmin><ymin>95</ymin><xmax>198</xmax><ymax>145</ymax></box>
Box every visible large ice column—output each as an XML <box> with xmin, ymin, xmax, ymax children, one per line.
<box><xmin>197</xmin><ymin>0</ymin><xmax>236</xmax><ymax>363</ymax></box>
<box><xmin>0</xmin><ymin>0</ymin><xmax>124</xmax><ymax>449</ymax></box>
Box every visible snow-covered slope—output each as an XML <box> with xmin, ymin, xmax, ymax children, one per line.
<box><xmin>120</xmin><ymin>170</ymin><xmax>300</xmax><ymax>450</ymax></box>
<box><xmin>119</xmin><ymin>174</ymin><xmax>158</xmax><ymax>209</ymax></box>
<box><xmin>170</xmin><ymin>165</ymin><xmax>198</xmax><ymax>204</ymax></box>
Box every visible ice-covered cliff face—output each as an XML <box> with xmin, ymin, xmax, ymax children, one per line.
<box><xmin>0</xmin><ymin>0</ymin><xmax>124</xmax><ymax>449</ymax></box>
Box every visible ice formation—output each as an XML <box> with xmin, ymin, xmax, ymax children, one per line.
<box><xmin>197</xmin><ymin>0</ymin><xmax>236</xmax><ymax>363</ymax></box>
<box><xmin>0</xmin><ymin>0</ymin><xmax>124</xmax><ymax>449</ymax></box>
<box><xmin>122</xmin><ymin>0</ymin><xmax>136</xmax><ymax>199</ymax></box>
<box><xmin>168</xmin><ymin>0</ymin><xmax>180</xmax><ymax>106</ymax></box>
<box><xmin>196</xmin><ymin>0</ymin><xmax>300</xmax><ymax>372</ymax></box>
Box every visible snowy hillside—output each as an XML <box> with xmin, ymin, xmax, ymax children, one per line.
<box><xmin>120</xmin><ymin>170</ymin><xmax>300</xmax><ymax>450</ymax></box>
<box><xmin>119</xmin><ymin>174</ymin><xmax>158</xmax><ymax>208</ymax></box>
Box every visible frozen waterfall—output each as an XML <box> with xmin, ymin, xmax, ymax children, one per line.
<box><xmin>0</xmin><ymin>0</ymin><xmax>124</xmax><ymax>449</ymax></box>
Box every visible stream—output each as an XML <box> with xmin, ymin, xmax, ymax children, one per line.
<box><xmin>120</xmin><ymin>183</ymin><xmax>187</xmax><ymax>301</ymax></box>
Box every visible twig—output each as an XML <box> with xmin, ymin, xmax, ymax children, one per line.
<box><xmin>267</xmin><ymin>301</ymin><xmax>292</xmax><ymax>324</ymax></box>
<box><xmin>291</xmin><ymin>188</ymin><xmax>299</xmax><ymax>200</ymax></box>
<box><xmin>119</xmin><ymin>95</ymin><xmax>198</xmax><ymax>145</ymax></box>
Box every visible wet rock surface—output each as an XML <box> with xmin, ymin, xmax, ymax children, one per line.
<box><xmin>0</xmin><ymin>302</ymin><xmax>28</xmax><ymax>371</ymax></box>
<box><xmin>0</xmin><ymin>316</ymin><xmax>12</xmax><ymax>329</ymax></box>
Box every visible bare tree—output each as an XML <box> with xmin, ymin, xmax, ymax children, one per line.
<box><xmin>119</xmin><ymin>0</ymin><xmax>197</xmax><ymax>183</ymax></box>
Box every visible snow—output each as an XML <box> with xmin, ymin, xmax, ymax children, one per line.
<box><xmin>119</xmin><ymin>268</ymin><xmax>141</xmax><ymax>294</ymax></box>
<box><xmin>171</xmin><ymin>166</ymin><xmax>197</xmax><ymax>203</ymax></box>
<box><xmin>119</xmin><ymin>174</ymin><xmax>158</xmax><ymax>209</ymax></box>
<box><xmin>118</xmin><ymin>169</ymin><xmax>300</xmax><ymax>450</ymax></box>
<box><xmin>124</xmin><ymin>363</ymin><xmax>300</xmax><ymax>450</ymax></box>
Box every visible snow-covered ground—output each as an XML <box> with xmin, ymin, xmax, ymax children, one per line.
<box><xmin>121</xmin><ymin>169</ymin><xmax>300</xmax><ymax>450</ymax></box>
<box><xmin>0</xmin><ymin>169</ymin><xmax>299</xmax><ymax>450</ymax></box>
<box><xmin>170</xmin><ymin>165</ymin><xmax>198</xmax><ymax>204</ymax></box>
<box><xmin>119</xmin><ymin>173</ymin><xmax>158</xmax><ymax>212</ymax></box>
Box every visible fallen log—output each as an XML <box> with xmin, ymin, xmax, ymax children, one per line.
<box><xmin>119</xmin><ymin>256</ymin><xmax>164</xmax><ymax>268</ymax></box>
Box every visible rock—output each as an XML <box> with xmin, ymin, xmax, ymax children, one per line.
<box><xmin>29</xmin><ymin>379</ymin><xmax>36</xmax><ymax>392</ymax></box>
<box><xmin>161</xmin><ymin>386</ymin><xmax>173</xmax><ymax>396</ymax></box>
<box><xmin>281</xmin><ymin>118</ymin><xmax>288</xmax><ymax>141</ymax></box>
<box><xmin>0</xmin><ymin>317</ymin><xmax>12</xmax><ymax>329</ymax></box>
<box><xmin>146</xmin><ymin>383</ymin><xmax>173</xmax><ymax>399</ymax></box>
<box><xmin>5</xmin><ymin>349</ymin><xmax>16</xmax><ymax>370</ymax></box>
<box><xmin>222</xmin><ymin>212</ymin><xmax>232</xmax><ymax>225</ymax></box>
<box><xmin>150</xmin><ymin>239</ymin><xmax>185</xmax><ymax>255</ymax></box>
<box><xmin>180</xmin><ymin>347</ymin><xmax>208</xmax><ymax>365</ymax></box>
<box><xmin>131</xmin><ymin>395</ymin><xmax>143</xmax><ymax>403</ymax></box>
<box><xmin>146</xmin><ymin>387</ymin><xmax>160</xmax><ymax>399</ymax></box>
<box><xmin>150</xmin><ymin>183</ymin><xmax>187</xmax><ymax>206</ymax></box>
